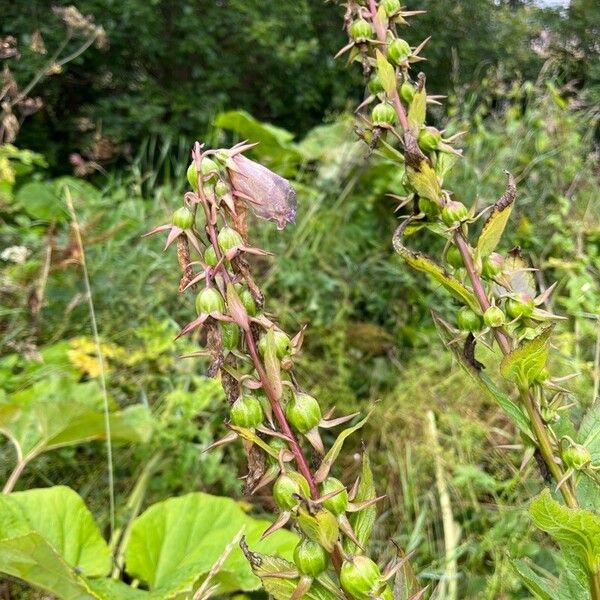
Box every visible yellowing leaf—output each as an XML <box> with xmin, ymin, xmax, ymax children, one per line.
<box><xmin>500</xmin><ymin>327</ymin><xmax>553</xmax><ymax>389</ymax></box>
<box><xmin>407</xmin><ymin>87</ymin><xmax>427</xmax><ymax>135</ymax></box>
<box><xmin>375</xmin><ymin>50</ymin><xmax>396</xmax><ymax>96</ymax></box>
<box><xmin>405</xmin><ymin>161</ymin><xmax>441</xmax><ymax>202</ymax></box>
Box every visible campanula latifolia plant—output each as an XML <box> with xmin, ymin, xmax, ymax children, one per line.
<box><xmin>150</xmin><ymin>140</ymin><xmax>426</xmax><ymax>599</ymax></box>
<box><xmin>337</xmin><ymin>1</ymin><xmax>600</xmax><ymax>598</ymax></box>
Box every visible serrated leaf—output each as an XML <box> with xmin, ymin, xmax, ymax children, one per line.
<box><xmin>315</xmin><ymin>414</ymin><xmax>370</xmax><ymax>483</ymax></box>
<box><xmin>394</xmin><ymin>245</ymin><xmax>480</xmax><ymax>313</ymax></box>
<box><xmin>375</xmin><ymin>50</ymin><xmax>396</xmax><ymax>96</ymax></box>
<box><xmin>530</xmin><ymin>489</ymin><xmax>600</xmax><ymax>578</ymax></box>
<box><xmin>345</xmin><ymin>453</ymin><xmax>376</xmax><ymax>555</ymax></box>
<box><xmin>475</xmin><ymin>175</ymin><xmax>516</xmax><ymax>259</ymax></box>
<box><xmin>407</xmin><ymin>87</ymin><xmax>427</xmax><ymax>135</ymax></box>
<box><xmin>405</xmin><ymin>161</ymin><xmax>441</xmax><ymax>202</ymax></box>
<box><xmin>500</xmin><ymin>327</ymin><xmax>553</xmax><ymax>389</ymax></box>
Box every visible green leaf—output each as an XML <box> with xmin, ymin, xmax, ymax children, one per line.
<box><xmin>4</xmin><ymin>486</ymin><xmax>111</xmax><ymax>576</ymax></box>
<box><xmin>15</xmin><ymin>181</ymin><xmax>66</xmax><ymax>221</ymax></box>
<box><xmin>579</xmin><ymin>403</ymin><xmax>600</xmax><ymax>463</ymax></box>
<box><xmin>475</xmin><ymin>175</ymin><xmax>516</xmax><ymax>259</ymax></box>
<box><xmin>314</xmin><ymin>414</ymin><xmax>370</xmax><ymax>483</ymax></box>
<box><xmin>494</xmin><ymin>249</ymin><xmax>536</xmax><ymax>297</ymax></box>
<box><xmin>125</xmin><ymin>492</ymin><xmax>297</xmax><ymax>596</ymax></box>
<box><xmin>510</xmin><ymin>559</ymin><xmax>555</xmax><ymax>600</ymax></box>
<box><xmin>500</xmin><ymin>327</ymin><xmax>553</xmax><ymax>389</ymax></box>
<box><xmin>394</xmin><ymin>245</ymin><xmax>480</xmax><ymax>313</ymax></box>
<box><xmin>405</xmin><ymin>161</ymin><xmax>441</xmax><ymax>202</ymax></box>
<box><xmin>345</xmin><ymin>453</ymin><xmax>376</xmax><ymax>555</ymax></box>
<box><xmin>297</xmin><ymin>508</ymin><xmax>339</xmax><ymax>552</ymax></box>
<box><xmin>375</xmin><ymin>50</ymin><xmax>396</xmax><ymax>96</ymax></box>
<box><xmin>407</xmin><ymin>87</ymin><xmax>427</xmax><ymax>135</ymax></box>
<box><xmin>530</xmin><ymin>489</ymin><xmax>600</xmax><ymax>578</ymax></box>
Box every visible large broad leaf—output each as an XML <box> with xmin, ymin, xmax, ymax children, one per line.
<box><xmin>0</xmin><ymin>376</ymin><xmax>152</xmax><ymax>481</ymax></box>
<box><xmin>530</xmin><ymin>489</ymin><xmax>600</xmax><ymax>580</ymax></box>
<box><xmin>344</xmin><ymin>453</ymin><xmax>376</xmax><ymax>555</ymax></box>
<box><xmin>500</xmin><ymin>327</ymin><xmax>553</xmax><ymax>389</ymax></box>
<box><xmin>576</xmin><ymin>403</ymin><xmax>600</xmax><ymax>511</ymax></box>
<box><xmin>125</xmin><ymin>492</ymin><xmax>297</xmax><ymax>596</ymax></box>
<box><xmin>1</xmin><ymin>486</ymin><xmax>111</xmax><ymax>576</ymax></box>
<box><xmin>15</xmin><ymin>181</ymin><xmax>66</xmax><ymax>221</ymax></box>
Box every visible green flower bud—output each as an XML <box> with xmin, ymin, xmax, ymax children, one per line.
<box><xmin>388</xmin><ymin>38</ymin><xmax>411</xmax><ymax>65</ymax></box>
<box><xmin>371</xmin><ymin>102</ymin><xmax>396</xmax><ymax>126</ymax></box>
<box><xmin>238</xmin><ymin>288</ymin><xmax>257</xmax><ymax>316</ymax></box>
<box><xmin>320</xmin><ymin>477</ymin><xmax>348</xmax><ymax>516</ymax></box>
<box><xmin>418</xmin><ymin>126</ymin><xmax>442</xmax><ymax>153</ymax></box>
<box><xmin>446</xmin><ymin>245</ymin><xmax>463</xmax><ymax>269</ymax></box>
<box><xmin>221</xmin><ymin>322</ymin><xmax>240</xmax><ymax>350</ymax></box>
<box><xmin>340</xmin><ymin>556</ymin><xmax>382</xmax><ymax>600</ymax></box>
<box><xmin>187</xmin><ymin>157</ymin><xmax>219</xmax><ymax>189</ymax></box>
<box><xmin>217</xmin><ymin>226</ymin><xmax>244</xmax><ymax>251</ymax></box>
<box><xmin>382</xmin><ymin>0</ymin><xmax>401</xmax><ymax>16</ymax></box>
<box><xmin>418</xmin><ymin>197</ymin><xmax>439</xmax><ymax>217</ymax></box>
<box><xmin>258</xmin><ymin>330</ymin><xmax>291</xmax><ymax>359</ymax></box>
<box><xmin>368</xmin><ymin>74</ymin><xmax>384</xmax><ymax>95</ymax></box>
<box><xmin>563</xmin><ymin>445</ymin><xmax>592</xmax><ymax>470</ymax></box>
<box><xmin>457</xmin><ymin>307</ymin><xmax>483</xmax><ymax>332</ymax></box>
<box><xmin>195</xmin><ymin>287</ymin><xmax>225</xmax><ymax>315</ymax></box>
<box><xmin>273</xmin><ymin>471</ymin><xmax>310</xmax><ymax>510</ymax></box>
<box><xmin>350</xmin><ymin>19</ymin><xmax>373</xmax><ymax>41</ymax></box>
<box><xmin>204</xmin><ymin>245</ymin><xmax>218</xmax><ymax>267</ymax></box>
<box><xmin>286</xmin><ymin>392</ymin><xmax>322</xmax><ymax>433</ymax></box>
<box><xmin>294</xmin><ymin>538</ymin><xmax>329</xmax><ymax>577</ymax></box>
<box><xmin>483</xmin><ymin>306</ymin><xmax>506</xmax><ymax>328</ymax></box>
<box><xmin>481</xmin><ymin>252</ymin><xmax>504</xmax><ymax>279</ymax></box>
<box><xmin>505</xmin><ymin>295</ymin><xmax>535</xmax><ymax>319</ymax></box>
<box><xmin>400</xmin><ymin>81</ymin><xmax>415</xmax><ymax>104</ymax></box>
<box><xmin>171</xmin><ymin>206</ymin><xmax>194</xmax><ymax>230</ymax></box>
<box><xmin>214</xmin><ymin>180</ymin><xmax>230</xmax><ymax>197</ymax></box>
<box><xmin>441</xmin><ymin>201</ymin><xmax>468</xmax><ymax>226</ymax></box>
<box><xmin>230</xmin><ymin>394</ymin><xmax>263</xmax><ymax>428</ymax></box>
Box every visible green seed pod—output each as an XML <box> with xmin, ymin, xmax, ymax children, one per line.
<box><xmin>418</xmin><ymin>126</ymin><xmax>442</xmax><ymax>153</ymax></box>
<box><xmin>483</xmin><ymin>306</ymin><xmax>506</xmax><ymax>328</ymax></box>
<box><xmin>214</xmin><ymin>180</ymin><xmax>230</xmax><ymax>197</ymax></box>
<box><xmin>286</xmin><ymin>392</ymin><xmax>322</xmax><ymax>433</ymax></box>
<box><xmin>340</xmin><ymin>556</ymin><xmax>382</xmax><ymax>600</ymax></box>
<box><xmin>446</xmin><ymin>245</ymin><xmax>463</xmax><ymax>269</ymax></box>
<box><xmin>195</xmin><ymin>287</ymin><xmax>225</xmax><ymax>315</ymax></box>
<box><xmin>273</xmin><ymin>471</ymin><xmax>310</xmax><ymax>510</ymax></box>
<box><xmin>187</xmin><ymin>158</ymin><xmax>219</xmax><ymax>189</ymax></box>
<box><xmin>320</xmin><ymin>477</ymin><xmax>348</xmax><ymax>515</ymax></box>
<box><xmin>481</xmin><ymin>252</ymin><xmax>504</xmax><ymax>279</ymax></box>
<box><xmin>505</xmin><ymin>295</ymin><xmax>535</xmax><ymax>319</ymax></box>
<box><xmin>221</xmin><ymin>322</ymin><xmax>240</xmax><ymax>351</ymax></box>
<box><xmin>350</xmin><ymin>19</ymin><xmax>373</xmax><ymax>41</ymax></box>
<box><xmin>418</xmin><ymin>197</ymin><xmax>439</xmax><ymax>217</ymax></box>
<box><xmin>267</xmin><ymin>436</ymin><xmax>289</xmax><ymax>463</ymax></box>
<box><xmin>441</xmin><ymin>200</ymin><xmax>468</xmax><ymax>226</ymax></box>
<box><xmin>457</xmin><ymin>307</ymin><xmax>483</xmax><ymax>332</ymax></box>
<box><xmin>171</xmin><ymin>206</ymin><xmax>194</xmax><ymax>230</ymax></box>
<box><xmin>367</xmin><ymin>74</ymin><xmax>384</xmax><ymax>95</ymax></box>
<box><xmin>400</xmin><ymin>81</ymin><xmax>415</xmax><ymax>104</ymax></box>
<box><xmin>258</xmin><ymin>330</ymin><xmax>291</xmax><ymax>359</ymax></box>
<box><xmin>239</xmin><ymin>288</ymin><xmax>257</xmax><ymax>316</ymax></box>
<box><xmin>217</xmin><ymin>226</ymin><xmax>244</xmax><ymax>251</ymax></box>
<box><xmin>230</xmin><ymin>394</ymin><xmax>263</xmax><ymax>428</ymax></box>
<box><xmin>388</xmin><ymin>38</ymin><xmax>411</xmax><ymax>65</ymax></box>
<box><xmin>382</xmin><ymin>0</ymin><xmax>401</xmax><ymax>16</ymax></box>
<box><xmin>371</xmin><ymin>102</ymin><xmax>396</xmax><ymax>126</ymax></box>
<box><xmin>204</xmin><ymin>245</ymin><xmax>218</xmax><ymax>267</ymax></box>
<box><xmin>563</xmin><ymin>445</ymin><xmax>591</xmax><ymax>470</ymax></box>
<box><xmin>294</xmin><ymin>538</ymin><xmax>329</xmax><ymax>577</ymax></box>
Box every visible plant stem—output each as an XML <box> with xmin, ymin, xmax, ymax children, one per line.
<box><xmin>453</xmin><ymin>230</ymin><xmax>578</xmax><ymax>508</ymax></box>
<box><xmin>2</xmin><ymin>459</ymin><xmax>29</xmax><ymax>494</ymax></box>
<box><xmin>590</xmin><ymin>571</ymin><xmax>600</xmax><ymax>600</ymax></box>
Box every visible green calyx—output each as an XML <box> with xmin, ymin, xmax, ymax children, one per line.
<box><xmin>388</xmin><ymin>38</ymin><xmax>411</xmax><ymax>65</ymax></box>
<box><xmin>171</xmin><ymin>206</ymin><xmax>194</xmax><ymax>230</ymax></box>
<box><xmin>204</xmin><ymin>245</ymin><xmax>218</xmax><ymax>267</ymax></box>
<box><xmin>563</xmin><ymin>445</ymin><xmax>591</xmax><ymax>470</ymax></box>
<box><xmin>293</xmin><ymin>538</ymin><xmax>329</xmax><ymax>577</ymax></box>
<box><xmin>239</xmin><ymin>288</ymin><xmax>257</xmax><ymax>316</ymax></box>
<box><xmin>195</xmin><ymin>287</ymin><xmax>225</xmax><ymax>315</ymax></box>
<box><xmin>457</xmin><ymin>307</ymin><xmax>483</xmax><ymax>332</ymax></box>
<box><xmin>258</xmin><ymin>330</ymin><xmax>291</xmax><ymax>359</ymax></box>
<box><xmin>368</xmin><ymin>74</ymin><xmax>384</xmax><ymax>95</ymax></box>
<box><xmin>187</xmin><ymin>157</ymin><xmax>219</xmax><ymax>189</ymax></box>
<box><xmin>382</xmin><ymin>0</ymin><xmax>401</xmax><ymax>17</ymax></box>
<box><xmin>481</xmin><ymin>252</ymin><xmax>504</xmax><ymax>279</ymax></box>
<box><xmin>418</xmin><ymin>197</ymin><xmax>439</xmax><ymax>217</ymax></box>
<box><xmin>340</xmin><ymin>556</ymin><xmax>382</xmax><ymax>600</ymax></box>
<box><xmin>350</xmin><ymin>19</ymin><xmax>373</xmax><ymax>41</ymax></box>
<box><xmin>230</xmin><ymin>394</ymin><xmax>263</xmax><ymax>428</ymax></box>
<box><xmin>445</xmin><ymin>245</ymin><xmax>463</xmax><ymax>269</ymax></box>
<box><xmin>217</xmin><ymin>226</ymin><xmax>244</xmax><ymax>252</ymax></box>
<box><xmin>286</xmin><ymin>392</ymin><xmax>322</xmax><ymax>433</ymax></box>
<box><xmin>505</xmin><ymin>295</ymin><xmax>535</xmax><ymax>319</ymax></box>
<box><xmin>320</xmin><ymin>477</ymin><xmax>348</xmax><ymax>515</ymax></box>
<box><xmin>418</xmin><ymin>126</ymin><xmax>442</xmax><ymax>153</ymax></box>
<box><xmin>371</xmin><ymin>102</ymin><xmax>396</xmax><ymax>126</ymax></box>
<box><xmin>400</xmin><ymin>80</ymin><xmax>415</xmax><ymax>104</ymax></box>
<box><xmin>483</xmin><ymin>306</ymin><xmax>506</xmax><ymax>328</ymax></box>
<box><xmin>441</xmin><ymin>200</ymin><xmax>468</xmax><ymax>226</ymax></box>
<box><xmin>273</xmin><ymin>471</ymin><xmax>310</xmax><ymax>510</ymax></box>
<box><xmin>221</xmin><ymin>322</ymin><xmax>240</xmax><ymax>351</ymax></box>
